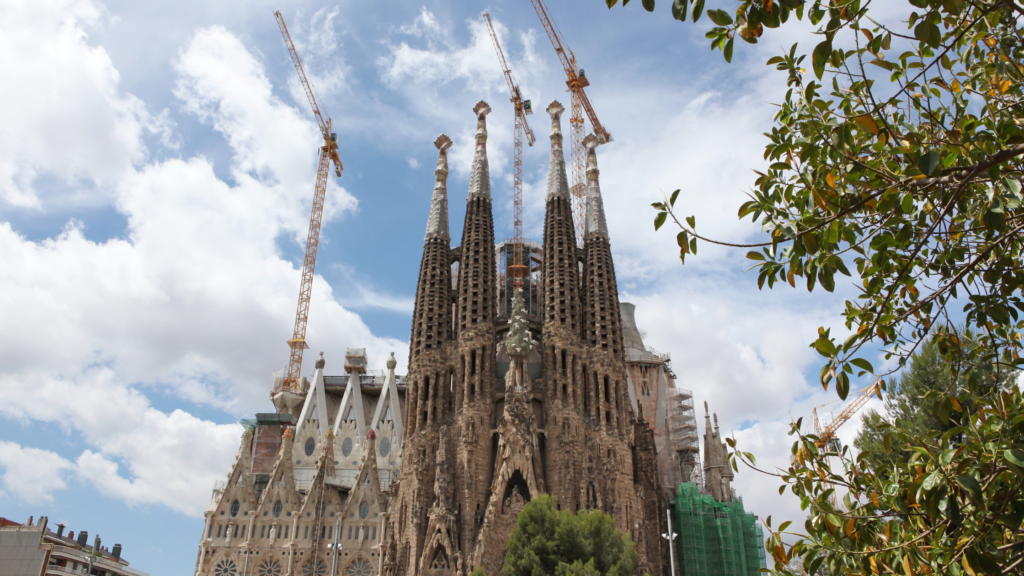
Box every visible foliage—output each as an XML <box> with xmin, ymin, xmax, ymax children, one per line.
<box><xmin>621</xmin><ymin>0</ymin><xmax>1024</xmax><ymax>399</ymax></box>
<box><xmin>733</xmin><ymin>348</ymin><xmax>1024</xmax><ymax>575</ymax></box>
<box><xmin>606</xmin><ymin>0</ymin><xmax>1024</xmax><ymax>574</ymax></box>
<box><xmin>503</xmin><ymin>495</ymin><xmax>637</xmax><ymax>576</ymax></box>
<box><xmin>854</xmin><ymin>333</ymin><xmax>1012</xmax><ymax>472</ymax></box>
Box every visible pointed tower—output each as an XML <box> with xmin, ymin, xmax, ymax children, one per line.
<box><xmin>580</xmin><ymin>134</ymin><xmax>629</xmax><ymax>435</ymax></box>
<box><xmin>451</xmin><ymin>101</ymin><xmax>503</xmax><ymax>570</ymax></box>
<box><xmin>540</xmin><ymin>101</ymin><xmax>585</xmax><ymax>423</ymax></box>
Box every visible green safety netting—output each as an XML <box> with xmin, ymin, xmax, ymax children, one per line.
<box><xmin>673</xmin><ymin>482</ymin><xmax>767</xmax><ymax>576</ymax></box>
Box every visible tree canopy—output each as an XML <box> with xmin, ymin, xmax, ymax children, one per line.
<box><xmin>501</xmin><ymin>495</ymin><xmax>637</xmax><ymax>576</ymax></box>
<box><xmin>604</xmin><ymin>0</ymin><xmax>1024</xmax><ymax>574</ymax></box>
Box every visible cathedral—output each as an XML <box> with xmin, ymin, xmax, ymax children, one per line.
<box><xmin>380</xmin><ymin>100</ymin><xmax>665</xmax><ymax>576</ymax></box>
<box><xmin>192</xmin><ymin>100</ymin><xmax>667</xmax><ymax>576</ymax></box>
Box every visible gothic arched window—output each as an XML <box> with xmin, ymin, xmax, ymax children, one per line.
<box><xmin>230</xmin><ymin>500</ymin><xmax>240</xmax><ymax>517</ymax></box>
<box><xmin>304</xmin><ymin>438</ymin><xmax>315</xmax><ymax>456</ymax></box>
<box><xmin>342</xmin><ymin>437</ymin><xmax>353</xmax><ymax>456</ymax></box>
<box><xmin>273</xmin><ymin>500</ymin><xmax>283</xmax><ymax>518</ymax></box>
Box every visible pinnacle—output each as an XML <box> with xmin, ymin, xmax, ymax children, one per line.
<box><xmin>584</xmin><ymin>132</ymin><xmax>608</xmax><ymax>239</ymax></box>
<box><xmin>468</xmin><ymin>102</ymin><xmax>491</xmax><ymax>200</ymax></box>
<box><xmin>425</xmin><ymin>133</ymin><xmax>451</xmax><ymax>241</ymax></box>
<box><xmin>545</xmin><ymin>101</ymin><xmax>569</xmax><ymax>201</ymax></box>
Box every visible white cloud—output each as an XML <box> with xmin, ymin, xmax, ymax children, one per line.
<box><xmin>0</xmin><ymin>22</ymin><xmax>406</xmax><ymax>516</ymax></box>
<box><xmin>407</xmin><ymin>157</ymin><xmax>420</xmax><ymax>169</ymax></box>
<box><xmin>0</xmin><ymin>441</ymin><xmax>75</xmax><ymax>505</ymax></box>
<box><xmin>0</xmin><ymin>0</ymin><xmax>172</xmax><ymax>209</ymax></box>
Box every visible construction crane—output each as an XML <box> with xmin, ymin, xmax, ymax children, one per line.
<box><xmin>482</xmin><ymin>10</ymin><xmax>535</xmax><ymax>287</ymax></box>
<box><xmin>529</xmin><ymin>0</ymin><xmax>612</xmax><ymax>246</ymax></box>
<box><xmin>812</xmin><ymin>378</ymin><xmax>884</xmax><ymax>450</ymax></box>
<box><xmin>812</xmin><ymin>379</ymin><xmax>883</xmax><ymax>507</ymax></box>
<box><xmin>274</xmin><ymin>11</ymin><xmax>344</xmax><ymax>391</ymax></box>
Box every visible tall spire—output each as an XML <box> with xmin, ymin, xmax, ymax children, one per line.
<box><xmin>425</xmin><ymin>134</ymin><xmax>452</xmax><ymax>241</ymax></box>
<box><xmin>468</xmin><ymin>101</ymin><xmax>492</xmax><ymax>200</ymax></box>
<box><xmin>546</xmin><ymin>101</ymin><xmax>569</xmax><ymax>200</ymax></box>
<box><xmin>583</xmin><ymin>134</ymin><xmax>608</xmax><ymax>239</ymax></box>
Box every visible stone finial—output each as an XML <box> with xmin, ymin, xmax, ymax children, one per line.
<box><xmin>468</xmin><ymin>102</ymin><xmax>492</xmax><ymax>200</ymax></box>
<box><xmin>315</xmin><ymin>352</ymin><xmax>326</xmax><ymax>369</ymax></box>
<box><xmin>714</xmin><ymin>413</ymin><xmax>720</xmax><ymax>433</ymax></box>
<box><xmin>473</xmin><ymin>101</ymin><xmax>491</xmax><ymax>146</ymax></box>
<box><xmin>583</xmin><ymin>133</ymin><xmax>608</xmax><ymax>239</ymax></box>
<box><xmin>426</xmin><ymin>134</ymin><xmax>452</xmax><ymax>241</ymax></box>
<box><xmin>434</xmin><ymin>134</ymin><xmax>452</xmax><ymax>181</ymax></box>
<box><xmin>546</xmin><ymin>101</ymin><xmax>565</xmax><ymax>143</ymax></box>
<box><xmin>704</xmin><ymin>400</ymin><xmax>709</xmax><ymax>415</ymax></box>
<box><xmin>584</xmin><ymin>133</ymin><xmax>600</xmax><ymax>179</ymax></box>
<box><xmin>545</xmin><ymin>101</ymin><xmax>569</xmax><ymax>201</ymax></box>
<box><xmin>386</xmin><ymin>352</ymin><xmax>397</xmax><ymax>370</ymax></box>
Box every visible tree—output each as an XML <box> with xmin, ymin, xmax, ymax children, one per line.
<box><xmin>502</xmin><ymin>495</ymin><xmax>637</xmax><ymax>576</ymax></box>
<box><xmin>853</xmin><ymin>333</ymin><xmax>1012</xmax><ymax>472</ymax></box>
<box><xmin>602</xmin><ymin>0</ymin><xmax>1024</xmax><ymax>573</ymax></box>
<box><xmin>853</xmin><ymin>338</ymin><xmax>962</xmax><ymax>472</ymax></box>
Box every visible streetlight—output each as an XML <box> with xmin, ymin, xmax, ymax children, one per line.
<box><xmin>661</xmin><ymin>509</ymin><xmax>678</xmax><ymax>576</ymax></box>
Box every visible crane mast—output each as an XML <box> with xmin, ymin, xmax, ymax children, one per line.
<box><xmin>274</xmin><ymin>11</ymin><xmax>344</xmax><ymax>391</ymax></box>
<box><xmin>529</xmin><ymin>0</ymin><xmax>611</xmax><ymax>246</ymax></box>
<box><xmin>483</xmin><ymin>11</ymin><xmax>535</xmax><ymax>287</ymax></box>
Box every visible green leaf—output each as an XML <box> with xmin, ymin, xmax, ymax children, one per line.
<box><xmin>814</xmin><ymin>338</ymin><xmax>837</xmax><ymax>357</ymax></box>
<box><xmin>654</xmin><ymin>212</ymin><xmax>667</xmax><ymax>231</ymax></box>
<box><xmin>850</xmin><ymin>358</ymin><xmax>874</xmax><ymax>372</ymax></box>
<box><xmin>707</xmin><ymin>9</ymin><xmax>732</xmax><ymax>26</ymax></box>
<box><xmin>1005</xmin><ymin>449</ymin><xmax>1024</xmax><ymax>469</ymax></box>
<box><xmin>746</xmin><ymin>251</ymin><xmax>766</xmax><ymax>261</ymax></box>
<box><xmin>690</xmin><ymin>0</ymin><xmax>704</xmax><ymax>22</ymax></box>
<box><xmin>672</xmin><ymin>0</ymin><xmax>687</xmax><ymax>20</ymax></box>
<box><xmin>766</xmin><ymin>56</ymin><xmax>785</xmax><ymax>65</ymax></box>
<box><xmin>670</xmin><ymin>189</ymin><xmax>680</xmax><ymax>206</ymax></box>
<box><xmin>802</xmin><ymin>233</ymin><xmax>819</xmax><ymax>254</ymax></box>
<box><xmin>918</xmin><ymin>151</ymin><xmax>941</xmax><ymax>176</ymax></box>
<box><xmin>724</xmin><ymin>37</ymin><xmax>734</xmax><ymax>63</ymax></box>
<box><xmin>869</xmin><ymin>58</ymin><xmax>893</xmax><ymax>71</ymax></box>
<box><xmin>677</xmin><ymin>231</ymin><xmax>689</xmax><ymax>252</ymax></box>
<box><xmin>836</xmin><ymin>371</ymin><xmax>850</xmax><ymax>399</ymax></box>
<box><xmin>642</xmin><ymin>0</ymin><xmax>655</xmax><ymax>12</ymax></box>
<box><xmin>881</xmin><ymin>32</ymin><xmax>891</xmax><ymax>50</ymax></box>
<box><xmin>686</xmin><ymin>215</ymin><xmax>696</xmax><ymax>228</ymax></box>
<box><xmin>955</xmin><ymin>475</ymin><xmax>983</xmax><ymax>506</ymax></box>
<box><xmin>606</xmin><ymin>0</ymin><xmax>619</xmax><ymax>7</ymax></box>
<box><xmin>812</xmin><ymin>40</ymin><xmax>832</xmax><ymax>80</ymax></box>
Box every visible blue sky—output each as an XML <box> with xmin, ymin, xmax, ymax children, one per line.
<box><xmin>0</xmin><ymin>1</ymin><xmax>885</xmax><ymax>574</ymax></box>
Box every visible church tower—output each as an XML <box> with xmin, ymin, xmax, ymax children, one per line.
<box><xmin>383</xmin><ymin>102</ymin><xmax>666</xmax><ymax>576</ymax></box>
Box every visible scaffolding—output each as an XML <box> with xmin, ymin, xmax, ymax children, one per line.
<box><xmin>667</xmin><ymin>388</ymin><xmax>702</xmax><ymax>488</ymax></box>
<box><xmin>674</xmin><ymin>482</ymin><xmax>766</xmax><ymax>576</ymax></box>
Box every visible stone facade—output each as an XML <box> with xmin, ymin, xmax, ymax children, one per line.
<box><xmin>196</xmin><ymin>99</ymin><xmax>670</xmax><ymax>576</ymax></box>
<box><xmin>383</xmin><ymin>101</ymin><xmax>667</xmax><ymax>576</ymax></box>
<box><xmin>193</xmin><ymin>350</ymin><xmax>406</xmax><ymax>576</ymax></box>
<box><xmin>620</xmin><ymin>303</ymin><xmax>702</xmax><ymax>501</ymax></box>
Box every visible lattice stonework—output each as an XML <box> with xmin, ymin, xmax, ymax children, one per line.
<box><xmin>257</xmin><ymin>559</ymin><xmax>282</xmax><ymax>576</ymax></box>
<box><xmin>213</xmin><ymin>559</ymin><xmax>238</xmax><ymax>576</ymax></box>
